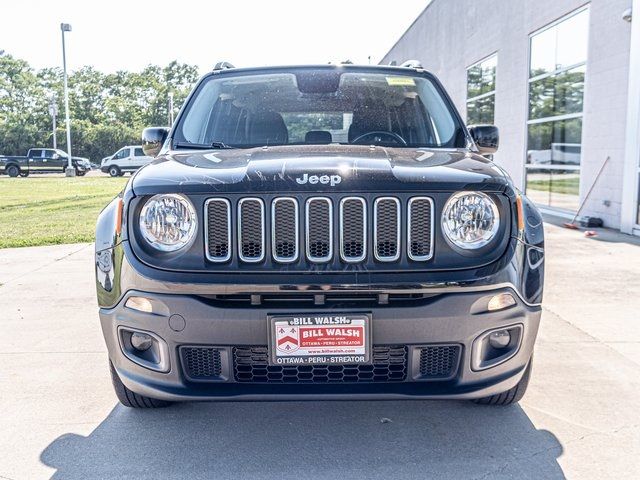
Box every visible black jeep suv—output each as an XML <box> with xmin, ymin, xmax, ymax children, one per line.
<box><xmin>95</xmin><ymin>64</ymin><xmax>544</xmax><ymax>408</ymax></box>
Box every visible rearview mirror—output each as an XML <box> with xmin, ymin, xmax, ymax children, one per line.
<box><xmin>142</xmin><ymin>127</ymin><xmax>170</xmax><ymax>157</ymax></box>
<box><xmin>468</xmin><ymin>125</ymin><xmax>499</xmax><ymax>155</ymax></box>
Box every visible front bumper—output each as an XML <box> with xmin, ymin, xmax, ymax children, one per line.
<box><xmin>102</xmin><ymin>286</ymin><xmax>540</xmax><ymax>401</ymax></box>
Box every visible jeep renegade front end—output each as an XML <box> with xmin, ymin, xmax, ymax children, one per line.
<box><xmin>95</xmin><ymin>64</ymin><xmax>544</xmax><ymax>408</ymax></box>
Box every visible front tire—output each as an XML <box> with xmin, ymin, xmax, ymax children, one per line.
<box><xmin>108</xmin><ymin>165</ymin><xmax>121</xmax><ymax>177</ymax></box>
<box><xmin>76</xmin><ymin>170</ymin><xmax>86</xmax><ymax>176</ymax></box>
<box><xmin>7</xmin><ymin>165</ymin><xmax>20</xmax><ymax>177</ymax></box>
<box><xmin>109</xmin><ymin>361</ymin><xmax>172</xmax><ymax>408</ymax></box>
<box><xmin>473</xmin><ymin>357</ymin><xmax>532</xmax><ymax>406</ymax></box>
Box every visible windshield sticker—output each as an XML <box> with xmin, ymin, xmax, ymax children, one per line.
<box><xmin>386</xmin><ymin>76</ymin><xmax>416</xmax><ymax>86</ymax></box>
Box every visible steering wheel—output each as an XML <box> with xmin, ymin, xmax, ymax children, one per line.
<box><xmin>352</xmin><ymin>131</ymin><xmax>407</xmax><ymax>146</ymax></box>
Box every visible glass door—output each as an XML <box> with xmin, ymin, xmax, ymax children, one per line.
<box><xmin>525</xmin><ymin>7</ymin><xmax>589</xmax><ymax>213</ymax></box>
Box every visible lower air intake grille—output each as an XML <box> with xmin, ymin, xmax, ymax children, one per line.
<box><xmin>234</xmin><ymin>345</ymin><xmax>407</xmax><ymax>383</ymax></box>
<box><xmin>417</xmin><ymin>345</ymin><xmax>461</xmax><ymax>380</ymax></box>
<box><xmin>180</xmin><ymin>346</ymin><xmax>223</xmax><ymax>380</ymax></box>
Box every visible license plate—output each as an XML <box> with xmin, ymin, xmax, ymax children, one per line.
<box><xmin>268</xmin><ymin>313</ymin><xmax>371</xmax><ymax>366</ymax></box>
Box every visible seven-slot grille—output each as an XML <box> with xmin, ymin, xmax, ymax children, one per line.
<box><xmin>205</xmin><ymin>195</ymin><xmax>433</xmax><ymax>265</ymax></box>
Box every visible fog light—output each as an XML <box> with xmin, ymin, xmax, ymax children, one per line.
<box><xmin>125</xmin><ymin>296</ymin><xmax>153</xmax><ymax>313</ymax></box>
<box><xmin>487</xmin><ymin>293</ymin><xmax>516</xmax><ymax>311</ymax></box>
<box><xmin>131</xmin><ymin>332</ymin><xmax>153</xmax><ymax>351</ymax></box>
<box><xmin>488</xmin><ymin>329</ymin><xmax>511</xmax><ymax>349</ymax></box>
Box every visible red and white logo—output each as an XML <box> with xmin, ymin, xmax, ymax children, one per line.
<box><xmin>276</xmin><ymin>326</ymin><xmax>300</xmax><ymax>353</ymax></box>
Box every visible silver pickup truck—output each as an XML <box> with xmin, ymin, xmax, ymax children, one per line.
<box><xmin>0</xmin><ymin>148</ymin><xmax>91</xmax><ymax>177</ymax></box>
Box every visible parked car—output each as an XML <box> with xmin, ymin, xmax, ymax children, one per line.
<box><xmin>527</xmin><ymin>143</ymin><xmax>581</xmax><ymax>165</ymax></box>
<box><xmin>100</xmin><ymin>145</ymin><xmax>152</xmax><ymax>177</ymax></box>
<box><xmin>0</xmin><ymin>148</ymin><xmax>90</xmax><ymax>177</ymax></box>
<box><xmin>95</xmin><ymin>64</ymin><xmax>544</xmax><ymax>409</ymax></box>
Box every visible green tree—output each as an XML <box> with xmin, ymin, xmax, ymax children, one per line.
<box><xmin>0</xmin><ymin>52</ymin><xmax>200</xmax><ymax>160</ymax></box>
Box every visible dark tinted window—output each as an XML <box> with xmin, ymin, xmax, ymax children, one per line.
<box><xmin>134</xmin><ymin>148</ymin><xmax>145</xmax><ymax>156</ymax></box>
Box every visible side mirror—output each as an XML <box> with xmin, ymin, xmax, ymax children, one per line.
<box><xmin>142</xmin><ymin>127</ymin><xmax>170</xmax><ymax>157</ymax></box>
<box><xmin>468</xmin><ymin>125</ymin><xmax>499</xmax><ymax>155</ymax></box>
<box><xmin>52</xmin><ymin>153</ymin><xmax>60</xmax><ymax>160</ymax></box>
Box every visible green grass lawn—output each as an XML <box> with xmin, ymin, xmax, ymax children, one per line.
<box><xmin>0</xmin><ymin>177</ymin><xmax>128</xmax><ymax>248</ymax></box>
<box><xmin>527</xmin><ymin>177</ymin><xmax>580</xmax><ymax>195</ymax></box>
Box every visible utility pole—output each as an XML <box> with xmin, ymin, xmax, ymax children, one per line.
<box><xmin>61</xmin><ymin>22</ymin><xmax>74</xmax><ymax>177</ymax></box>
<box><xmin>48</xmin><ymin>97</ymin><xmax>58</xmax><ymax>149</ymax></box>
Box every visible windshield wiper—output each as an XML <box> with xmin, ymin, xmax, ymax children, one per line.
<box><xmin>173</xmin><ymin>141</ymin><xmax>235</xmax><ymax>150</ymax></box>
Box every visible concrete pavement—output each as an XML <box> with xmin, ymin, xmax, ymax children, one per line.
<box><xmin>0</xmin><ymin>224</ymin><xmax>638</xmax><ymax>479</ymax></box>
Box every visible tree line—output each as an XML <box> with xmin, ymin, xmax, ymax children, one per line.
<box><xmin>0</xmin><ymin>53</ymin><xmax>200</xmax><ymax>161</ymax></box>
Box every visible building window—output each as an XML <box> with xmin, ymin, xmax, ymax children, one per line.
<box><xmin>525</xmin><ymin>7</ymin><xmax>589</xmax><ymax>212</ymax></box>
<box><xmin>466</xmin><ymin>54</ymin><xmax>497</xmax><ymax>124</ymax></box>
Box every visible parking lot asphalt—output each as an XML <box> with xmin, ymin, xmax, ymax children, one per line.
<box><xmin>0</xmin><ymin>224</ymin><xmax>639</xmax><ymax>479</ymax></box>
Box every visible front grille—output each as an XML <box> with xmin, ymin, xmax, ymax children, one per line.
<box><xmin>234</xmin><ymin>346</ymin><xmax>407</xmax><ymax>383</ymax></box>
<box><xmin>238</xmin><ymin>198</ymin><xmax>265</xmax><ymax>262</ymax></box>
<box><xmin>340</xmin><ymin>197</ymin><xmax>366</xmax><ymax>262</ymax></box>
<box><xmin>205</xmin><ymin>194</ymin><xmax>433</xmax><ymax>268</ymax></box>
<box><xmin>272</xmin><ymin>198</ymin><xmax>298</xmax><ymax>262</ymax></box>
<box><xmin>417</xmin><ymin>345</ymin><xmax>461</xmax><ymax>379</ymax></box>
<box><xmin>408</xmin><ymin>197</ymin><xmax>434</xmax><ymax>261</ymax></box>
<box><xmin>205</xmin><ymin>199</ymin><xmax>231</xmax><ymax>262</ymax></box>
<box><xmin>180</xmin><ymin>346</ymin><xmax>222</xmax><ymax>380</ymax></box>
<box><xmin>306</xmin><ymin>197</ymin><xmax>332</xmax><ymax>262</ymax></box>
<box><xmin>374</xmin><ymin>197</ymin><xmax>400</xmax><ymax>261</ymax></box>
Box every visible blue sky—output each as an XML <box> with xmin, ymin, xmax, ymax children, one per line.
<box><xmin>1</xmin><ymin>0</ymin><xmax>430</xmax><ymax>73</ymax></box>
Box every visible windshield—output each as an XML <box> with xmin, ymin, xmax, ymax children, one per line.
<box><xmin>174</xmin><ymin>68</ymin><xmax>465</xmax><ymax>149</ymax></box>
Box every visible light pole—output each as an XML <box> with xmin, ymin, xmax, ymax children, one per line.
<box><xmin>168</xmin><ymin>91</ymin><xmax>174</xmax><ymax>126</ymax></box>
<box><xmin>48</xmin><ymin>97</ymin><xmax>58</xmax><ymax>149</ymax></box>
<box><xmin>60</xmin><ymin>22</ymin><xmax>74</xmax><ymax>177</ymax></box>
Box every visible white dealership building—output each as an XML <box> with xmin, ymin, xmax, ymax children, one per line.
<box><xmin>381</xmin><ymin>0</ymin><xmax>640</xmax><ymax>235</ymax></box>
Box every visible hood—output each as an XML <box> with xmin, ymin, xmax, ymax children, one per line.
<box><xmin>131</xmin><ymin>145</ymin><xmax>510</xmax><ymax>195</ymax></box>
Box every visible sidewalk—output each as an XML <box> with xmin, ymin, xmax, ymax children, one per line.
<box><xmin>0</xmin><ymin>226</ymin><xmax>638</xmax><ymax>479</ymax></box>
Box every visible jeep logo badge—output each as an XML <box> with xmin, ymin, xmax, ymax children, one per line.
<box><xmin>295</xmin><ymin>173</ymin><xmax>342</xmax><ymax>186</ymax></box>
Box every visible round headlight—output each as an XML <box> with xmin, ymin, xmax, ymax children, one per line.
<box><xmin>441</xmin><ymin>191</ymin><xmax>499</xmax><ymax>249</ymax></box>
<box><xmin>139</xmin><ymin>194</ymin><xmax>197</xmax><ymax>252</ymax></box>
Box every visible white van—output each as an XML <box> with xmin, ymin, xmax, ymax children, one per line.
<box><xmin>101</xmin><ymin>146</ymin><xmax>152</xmax><ymax>177</ymax></box>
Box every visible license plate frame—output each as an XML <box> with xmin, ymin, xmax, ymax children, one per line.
<box><xmin>268</xmin><ymin>313</ymin><xmax>372</xmax><ymax>366</ymax></box>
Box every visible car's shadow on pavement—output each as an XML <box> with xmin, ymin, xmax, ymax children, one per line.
<box><xmin>40</xmin><ymin>400</ymin><xmax>564</xmax><ymax>479</ymax></box>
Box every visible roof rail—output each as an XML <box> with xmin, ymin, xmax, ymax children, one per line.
<box><xmin>400</xmin><ymin>60</ymin><xmax>423</xmax><ymax>69</ymax></box>
<box><xmin>213</xmin><ymin>61</ymin><xmax>235</xmax><ymax>70</ymax></box>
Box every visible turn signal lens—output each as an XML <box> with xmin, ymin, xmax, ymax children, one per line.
<box><xmin>487</xmin><ymin>293</ymin><xmax>516</xmax><ymax>312</ymax></box>
<box><xmin>115</xmin><ymin>198</ymin><xmax>123</xmax><ymax>235</ymax></box>
<box><xmin>125</xmin><ymin>296</ymin><xmax>153</xmax><ymax>313</ymax></box>
<box><xmin>516</xmin><ymin>195</ymin><xmax>525</xmax><ymax>232</ymax></box>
